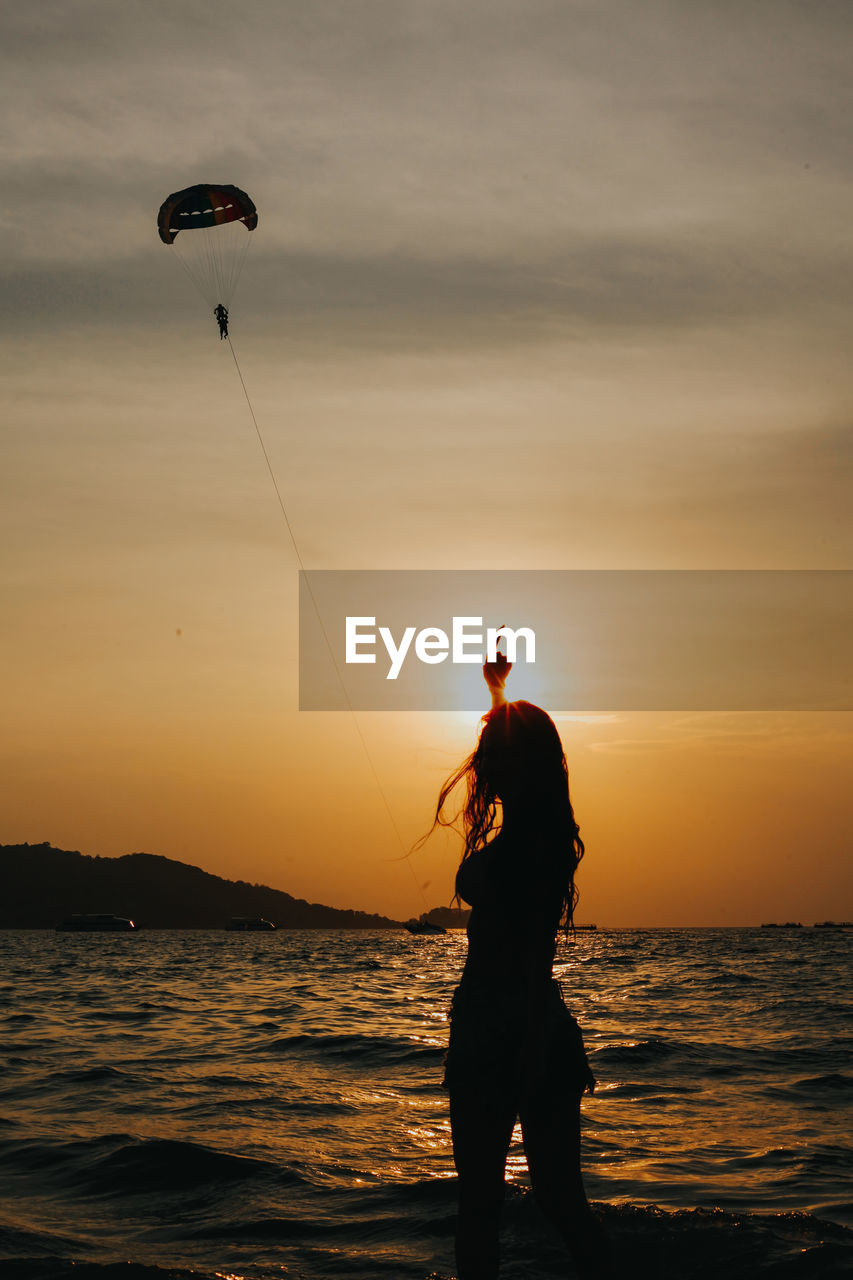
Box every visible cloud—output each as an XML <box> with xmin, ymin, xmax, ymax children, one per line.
<box><xmin>3</xmin><ymin>226</ymin><xmax>853</xmax><ymax>352</ymax></box>
<box><xmin>587</xmin><ymin>711</ymin><xmax>853</xmax><ymax>755</ymax></box>
<box><xmin>5</xmin><ymin>1</ymin><xmax>853</xmax><ymax>289</ymax></box>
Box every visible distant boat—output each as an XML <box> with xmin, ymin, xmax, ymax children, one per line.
<box><xmin>226</xmin><ymin>916</ymin><xmax>276</xmax><ymax>931</ymax></box>
<box><xmin>574</xmin><ymin>924</ymin><xmax>597</xmax><ymax>931</ymax></box>
<box><xmin>56</xmin><ymin>914</ymin><xmax>136</xmax><ymax>932</ymax></box>
<box><xmin>405</xmin><ymin>917</ymin><xmax>447</xmax><ymax>935</ymax></box>
<box><xmin>760</xmin><ymin>922</ymin><xmax>803</xmax><ymax>928</ymax></box>
<box><xmin>813</xmin><ymin>920</ymin><xmax>852</xmax><ymax>929</ymax></box>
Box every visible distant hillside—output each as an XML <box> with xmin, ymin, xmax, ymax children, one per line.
<box><xmin>422</xmin><ymin>905</ymin><xmax>471</xmax><ymax>929</ymax></box>
<box><xmin>0</xmin><ymin>842</ymin><xmax>404</xmax><ymax>930</ymax></box>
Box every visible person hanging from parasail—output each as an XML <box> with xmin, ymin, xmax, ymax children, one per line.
<box><xmin>214</xmin><ymin>303</ymin><xmax>229</xmax><ymax>339</ymax></box>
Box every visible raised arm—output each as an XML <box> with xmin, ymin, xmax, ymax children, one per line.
<box><xmin>482</xmin><ymin>642</ymin><xmax>512</xmax><ymax>712</ymax></box>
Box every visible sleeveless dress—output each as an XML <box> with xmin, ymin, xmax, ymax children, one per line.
<box><xmin>443</xmin><ymin>830</ymin><xmax>594</xmax><ymax>1101</ymax></box>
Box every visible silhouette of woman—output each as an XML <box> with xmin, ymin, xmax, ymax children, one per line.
<box><xmin>431</xmin><ymin>650</ymin><xmax>606</xmax><ymax>1279</ymax></box>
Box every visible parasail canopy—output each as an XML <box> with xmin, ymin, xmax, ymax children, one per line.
<box><xmin>157</xmin><ymin>184</ymin><xmax>257</xmax><ymax>244</ymax></box>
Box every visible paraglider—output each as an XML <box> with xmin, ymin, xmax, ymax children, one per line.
<box><xmin>157</xmin><ymin>184</ymin><xmax>257</xmax><ymax>336</ymax></box>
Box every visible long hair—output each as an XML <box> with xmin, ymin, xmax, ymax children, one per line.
<box><xmin>431</xmin><ymin>700</ymin><xmax>585</xmax><ymax>935</ymax></box>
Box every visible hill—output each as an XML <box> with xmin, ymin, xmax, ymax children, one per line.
<box><xmin>422</xmin><ymin>905</ymin><xmax>471</xmax><ymax>929</ymax></box>
<box><xmin>0</xmin><ymin>842</ymin><xmax>403</xmax><ymax>930</ymax></box>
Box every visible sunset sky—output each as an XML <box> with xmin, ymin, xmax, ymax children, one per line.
<box><xmin>3</xmin><ymin>0</ymin><xmax>852</xmax><ymax>925</ymax></box>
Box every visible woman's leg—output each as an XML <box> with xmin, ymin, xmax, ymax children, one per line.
<box><xmin>518</xmin><ymin>1080</ymin><xmax>589</xmax><ymax>1219</ymax></box>
<box><xmin>449</xmin><ymin>1082</ymin><xmax>518</xmax><ymax>1280</ymax></box>
<box><xmin>519</xmin><ymin>1085</ymin><xmax>608</xmax><ymax>1278</ymax></box>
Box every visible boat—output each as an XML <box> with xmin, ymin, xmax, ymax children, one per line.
<box><xmin>226</xmin><ymin>916</ymin><xmax>276</xmax><ymax>931</ymax></box>
<box><xmin>813</xmin><ymin>920</ymin><xmax>852</xmax><ymax>929</ymax></box>
<box><xmin>56</xmin><ymin>914</ymin><xmax>136</xmax><ymax>931</ymax></box>
<box><xmin>405</xmin><ymin>917</ymin><xmax>447</xmax><ymax>935</ymax></box>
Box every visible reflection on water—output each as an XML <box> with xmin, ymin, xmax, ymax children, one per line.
<box><xmin>0</xmin><ymin>927</ymin><xmax>850</xmax><ymax>1278</ymax></box>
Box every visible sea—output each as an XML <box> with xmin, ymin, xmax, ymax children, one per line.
<box><xmin>0</xmin><ymin>927</ymin><xmax>850</xmax><ymax>1280</ymax></box>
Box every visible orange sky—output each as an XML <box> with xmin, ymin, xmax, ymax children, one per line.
<box><xmin>2</xmin><ymin>2</ymin><xmax>852</xmax><ymax>924</ymax></box>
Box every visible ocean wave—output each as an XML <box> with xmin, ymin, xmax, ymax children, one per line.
<box><xmin>601</xmin><ymin>1080</ymin><xmax>701</xmax><ymax>1098</ymax></box>
<box><xmin>0</xmin><ymin>1222</ymin><xmax>93</xmax><ymax>1259</ymax></box>
<box><xmin>592</xmin><ymin>1037</ymin><xmax>697</xmax><ymax>1064</ymax></box>
<box><xmin>0</xmin><ymin>1134</ymin><xmax>300</xmax><ymax>1197</ymax></box>
<box><xmin>52</xmin><ymin>1066</ymin><xmax>139</xmax><ymax>1087</ymax></box>
<box><xmin>792</xmin><ymin>1073</ymin><xmax>853</xmax><ymax>1093</ymax></box>
<box><xmin>257</xmin><ymin>1031</ymin><xmax>446</xmax><ymax>1064</ymax></box>
<box><xmin>185</xmin><ymin>1213</ymin><xmax>323</xmax><ymax>1241</ymax></box>
<box><xmin>704</xmin><ymin>969</ymin><xmax>758</xmax><ymax>985</ymax></box>
<box><xmin>85</xmin><ymin>1010</ymin><xmax>157</xmax><ymax>1023</ymax></box>
<box><xmin>88</xmin><ymin>1138</ymin><xmax>304</xmax><ymax>1197</ymax></box>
